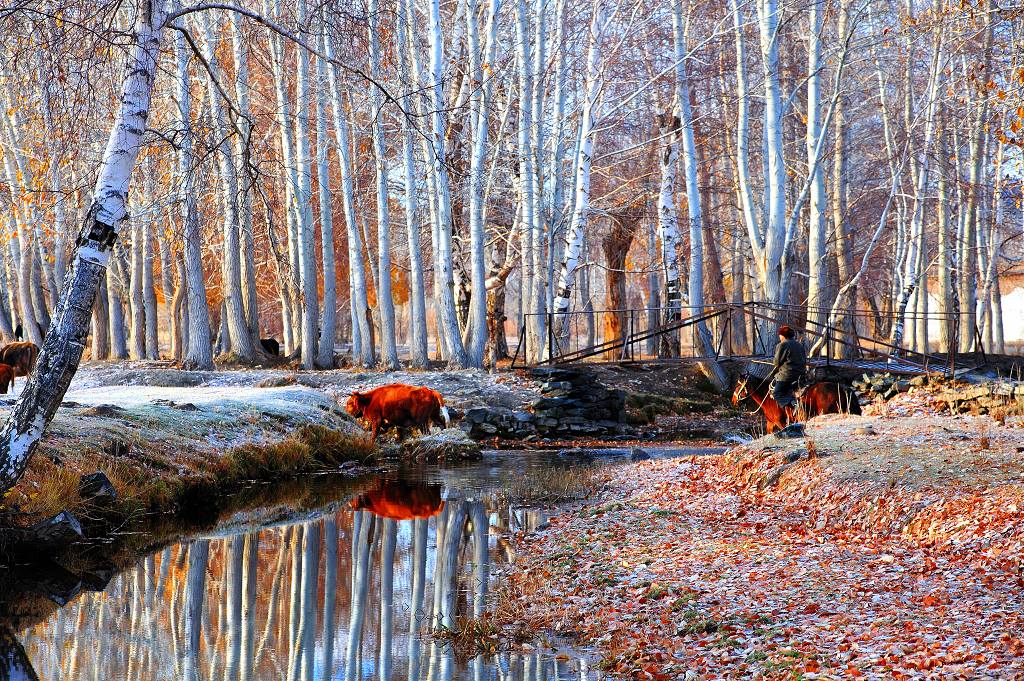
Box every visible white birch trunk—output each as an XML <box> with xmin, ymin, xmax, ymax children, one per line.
<box><xmin>656</xmin><ymin>112</ymin><xmax>682</xmax><ymax>354</ymax></box>
<box><xmin>673</xmin><ymin>0</ymin><xmax>728</xmax><ymax>390</ymax></box>
<box><xmin>368</xmin><ymin>0</ymin><xmax>399</xmax><ymax>370</ymax></box>
<box><xmin>324</xmin><ymin>38</ymin><xmax>374</xmax><ymax>366</ymax></box>
<box><xmin>552</xmin><ymin>0</ymin><xmax>605</xmax><ymax>341</ymax></box>
<box><xmin>464</xmin><ymin>0</ymin><xmax>501</xmax><ymax>367</ymax></box>
<box><xmin>199</xmin><ymin>12</ymin><xmax>257</xmax><ymax>361</ymax></box>
<box><xmin>805</xmin><ymin>0</ymin><xmax>827</xmax><ymax>334</ymax></box>
<box><xmin>315</xmin><ymin>43</ymin><xmax>337</xmax><ymax>369</ymax></box>
<box><xmin>755</xmin><ymin>0</ymin><xmax>786</xmax><ymax>303</ymax></box>
<box><xmin>397</xmin><ymin>0</ymin><xmax>430</xmax><ymax>368</ymax></box>
<box><xmin>514</xmin><ymin>0</ymin><xmax>540</xmax><ymax>361</ymax></box>
<box><xmin>890</xmin><ymin>18</ymin><xmax>944</xmax><ymax>351</ymax></box>
<box><xmin>427</xmin><ymin>0</ymin><xmax>469</xmax><ymax>366</ymax></box>
<box><xmin>229</xmin><ymin>12</ymin><xmax>260</xmax><ymax>347</ymax></box>
<box><xmin>176</xmin><ymin>21</ymin><xmax>214</xmax><ymax>370</ymax></box>
<box><xmin>129</xmin><ymin>211</ymin><xmax>146</xmax><ymax>360</ymax></box>
<box><xmin>292</xmin><ymin>0</ymin><xmax>319</xmax><ymax>370</ymax></box>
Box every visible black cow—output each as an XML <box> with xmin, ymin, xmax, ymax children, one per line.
<box><xmin>260</xmin><ymin>338</ymin><xmax>281</xmax><ymax>356</ymax></box>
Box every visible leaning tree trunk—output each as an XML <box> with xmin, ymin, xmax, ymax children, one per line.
<box><xmin>0</xmin><ymin>0</ymin><xmax>167</xmax><ymax>493</ymax></box>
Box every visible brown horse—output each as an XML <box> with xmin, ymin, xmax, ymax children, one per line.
<box><xmin>731</xmin><ymin>374</ymin><xmax>861</xmax><ymax>433</ymax></box>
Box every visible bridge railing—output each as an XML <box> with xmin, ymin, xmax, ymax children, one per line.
<box><xmin>510</xmin><ymin>304</ymin><xmax>741</xmax><ymax>367</ymax></box>
<box><xmin>512</xmin><ymin>302</ymin><xmax>985</xmax><ymax>373</ymax></box>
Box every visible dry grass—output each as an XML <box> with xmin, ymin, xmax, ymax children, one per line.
<box><xmin>4</xmin><ymin>422</ymin><xmax>374</xmax><ymax>533</ymax></box>
<box><xmin>435</xmin><ymin>582</ymin><xmax>540</xmax><ymax>658</ymax></box>
<box><xmin>217</xmin><ymin>425</ymin><xmax>374</xmax><ymax>483</ymax></box>
<box><xmin>496</xmin><ymin>465</ymin><xmax>602</xmax><ymax>505</ymax></box>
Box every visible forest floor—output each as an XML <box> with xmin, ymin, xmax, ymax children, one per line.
<box><xmin>502</xmin><ymin>411</ymin><xmax>1024</xmax><ymax>679</ymax></box>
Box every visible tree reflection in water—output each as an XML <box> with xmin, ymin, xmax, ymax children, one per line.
<box><xmin>16</xmin><ymin>478</ymin><xmax>599</xmax><ymax>681</ymax></box>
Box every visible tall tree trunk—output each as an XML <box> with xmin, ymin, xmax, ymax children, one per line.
<box><xmin>315</xmin><ymin>45</ymin><xmax>337</xmax><ymax>369</ymax></box>
<box><xmin>804</xmin><ymin>0</ymin><xmax>828</xmax><ymax>338</ymax></box>
<box><xmin>107</xmin><ymin>249</ymin><xmax>129</xmax><ymax>360</ymax></box>
<box><xmin>426</xmin><ymin>0</ymin><xmax>469</xmax><ymax>367</ymax></box>
<box><xmin>674</xmin><ymin>0</ymin><xmax>728</xmax><ymax>390</ymax></box>
<box><xmin>960</xmin><ymin>2</ymin><xmax>994</xmax><ymax>351</ymax></box>
<box><xmin>552</xmin><ymin>0</ymin><xmax>605</xmax><ymax>346</ymax></box>
<box><xmin>143</xmin><ymin>212</ymin><xmax>159</xmax><ymax>358</ymax></box>
<box><xmin>129</xmin><ymin>212</ymin><xmax>146</xmax><ymax>360</ymax></box>
<box><xmin>230</xmin><ymin>12</ymin><xmax>260</xmax><ymax>347</ymax></box>
<box><xmin>368</xmin><ymin>0</ymin><xmax>399</xmax><ymax>370</ymax></box>
<box><xmin>92</xmin><ymin>278</ymin><xmax>110</xmax><ymax>361</ymax></box>
<box><xmin>177</xmin><ymin>22</ymin><xmax>213</xmax><ymax>370</ymax></box>
<box><xmin>396</xmin><ymin>0</ymin><xmax>429</xmax><ymax>368</ymax></box>
<box><xmin>890</xmin><ymin>16</ymin><xmax>943</xmax><ymax>351</ymax></box>
<box><xmin>293</xmin><ymin>0</ymin><xmax>319</xmax><ymax>370</ymax></box>
<box><xmin>602</xmin><ymin>214</ymin><xmax>634</xmax><ymax>360</ymax></box>
<box><xmin>200</xmin><ymin>12</ymin><xmax>256</xmax><ymax>362</ymax></box>
<box><xmin>755</xmin><ymin>0</ymin><xmax>787</xmax><ymax>304</ymax></box>
<box><xmin>324</xmin><ymin>40</ymin><xmax>374</xmax><ymax>366</ymax></box>
<box><xmin>656</xmin><ymin>111</ymin><xmax>683</xmax><ymax>357</ymax></box>
<box><xmin>514</xmin><ymin>0</ymin><xmax>542</xmax><ymax>362</ymax></box>
<box><xmin>463</xmin><ymin>0</ymin><xmax>500</xmax><ymax>367</ymax></box>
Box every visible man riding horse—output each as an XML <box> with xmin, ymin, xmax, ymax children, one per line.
<box><xmin>770</xmin><ymin>325</ymin><xmax>805</xmax><ymax>409</ymax></box>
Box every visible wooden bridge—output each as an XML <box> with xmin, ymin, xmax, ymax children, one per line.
<box><xmin>511</xmin><ymin>302</ymin><xmax>988</xmax><ymax>378</ymax></box>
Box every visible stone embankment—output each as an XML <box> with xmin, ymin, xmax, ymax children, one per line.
<box><xmin>460</xmin><ymin>367</ymin><xmax>628</xmax><ymax>440</ymax></box>
<box><xmin>854</xmin><ymin>370</ymin><xmax>1024</xmax><ymax>417</ymax></box>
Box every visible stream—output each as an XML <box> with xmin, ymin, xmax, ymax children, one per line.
<box><xmin>10</xmin><ymin>447</ymin><xmax>719</xmax><ymax>680</ymax></box>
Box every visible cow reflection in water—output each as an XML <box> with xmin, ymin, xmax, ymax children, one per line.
<box><xmin>349</xmin><ymin>479</ymin><xmax>445</xmax><ymax>520</ymax></box>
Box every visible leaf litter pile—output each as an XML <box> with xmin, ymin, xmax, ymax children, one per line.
<box><xmin>503</xmin><ymin>414</ymin><xmax>1024</xmax><ymax>679</ymax></box>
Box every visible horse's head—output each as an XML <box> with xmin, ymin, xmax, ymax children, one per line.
<box><xmin>731</xmin><ymin>374</ymin><xmax>750</xmax><ymax>406</ymax></box>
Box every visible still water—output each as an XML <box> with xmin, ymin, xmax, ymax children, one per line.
<box><xmin>14</xmin><ymin>451</ymin><xmax>620</xmax><ymax>681</ymax></box>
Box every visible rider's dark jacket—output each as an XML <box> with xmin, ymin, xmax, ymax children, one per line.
<box><xmin>772</xmin><ymin>338</ymin><xmax>806</xmax><ymax>383</ymax></box>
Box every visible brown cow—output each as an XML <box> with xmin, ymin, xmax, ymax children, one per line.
<box><xmin>0</xmin><ymin>342</ymin><xmax>38</xmax><ymax>389</ymax></box>
<box><xmin>349</xmin><ymin>480</ymin><xmax>445</xmax><ymax>520</ymax></box>
<box><xmin>0</xmin><ymin>364</ymin><xmax>14</xmax><ymax>394</ymax></box>
<box><xmin>344</xmin><ymin>383</ymin><xmax>450</xmax><ymax>441</ymax></box>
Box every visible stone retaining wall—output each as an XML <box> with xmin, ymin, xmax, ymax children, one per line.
<box><xmin>460</xmin><ymin>367</ymin><xmax>628</xmax><ymax>440</ymax></box>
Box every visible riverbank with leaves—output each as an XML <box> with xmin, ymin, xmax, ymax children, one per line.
<box><xmin>502</xmin><ymin>413</ymin><xmax>1024</xmax><ymax>679</ymax></box>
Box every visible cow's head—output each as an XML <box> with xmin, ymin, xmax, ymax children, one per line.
<box><xmin>731</xmin><ymin>373</ymin><xmax>751</xmax><ymax>406</ymax></box>
<box><xmin>345</xmin><ymin>391</ymin><xmax>371</xmax><ymax>418</ymax></box>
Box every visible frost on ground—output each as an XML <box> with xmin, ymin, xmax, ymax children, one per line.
<box><xmin>0</xmin><ymin>376</ymin><xmax>363</xmax><ymax>516</ymax></box>
<box><xmin>70</xmin><ymin>361</ymin><xmax>543</xmax><ymax>411</ymax></box>
<box><xmin>504</xmin><ymin>413</ymin><xmax>1024</xmax><ymax>679</ymax></box>
<box><xmin>399</xmin><ymin>427</ymin><xmax>482</xmax><ymax>462</ymax></box>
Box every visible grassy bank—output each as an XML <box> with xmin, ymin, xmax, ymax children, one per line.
<box><xmin>499</xmin><ymin>414</ymin><xmax>1024</xmax><ymax>678</ymax></box>
<box><xmin>2</xmin><ymin>384</ymin><xmax>376</xmax><ymax>530</ymax></box>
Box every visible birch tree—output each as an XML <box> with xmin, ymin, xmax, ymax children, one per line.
<box><xmin>552</xmin><ymin>0</ymin><xmax>606</xmax><ymax>344</ymax></box>
<box><xmin>0</xmin><ymin>0</ymin><xmax>170</xmax><ymax>491</ymax></box>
